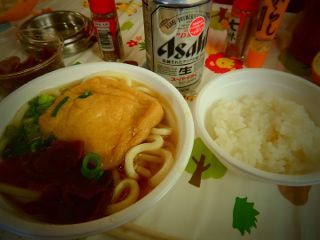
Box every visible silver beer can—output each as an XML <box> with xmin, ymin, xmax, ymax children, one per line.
<box><xmin>142</xmin><ymin>0</ymin><xmax>212</xmax><ymax>95</ymax></box>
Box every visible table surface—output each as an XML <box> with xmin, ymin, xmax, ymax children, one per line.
<box><xmin>0</xmin><ymin>1</ymin><xmax>319</xmax><ymax>240</ymax></box>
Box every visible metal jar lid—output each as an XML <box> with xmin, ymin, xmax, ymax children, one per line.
<box><xmin>19</xmin><ymin>11</ymin><xmax>96</xmax><ymax>56</ymax></box>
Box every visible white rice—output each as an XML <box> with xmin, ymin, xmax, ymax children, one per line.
<box><xmin>207</xmin><ymin>93</ymin><xmax>320</xmax><ymax>174</ymax></box>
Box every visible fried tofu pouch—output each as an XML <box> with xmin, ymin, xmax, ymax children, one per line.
<box><xmin>39</xmin><ymin>76</ymin><xmax>164</xmax><ymax>169</ymax></box>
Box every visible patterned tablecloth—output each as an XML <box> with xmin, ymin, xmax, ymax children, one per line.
<box><xmin>0</xmin><ymin>1</ymin><xmax>319</xmax><ymax>240</ymax></box>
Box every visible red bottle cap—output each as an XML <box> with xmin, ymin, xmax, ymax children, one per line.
<box><xmin>88</xmin><ymin>0</ymin><xmax>116</xmax><ymax>14</ymax></box>
<box><xmin>233</xmin><ymin>0</ymin><xmax>260</xmax><ymax>12</ymax></box>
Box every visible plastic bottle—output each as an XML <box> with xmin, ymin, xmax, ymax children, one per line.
<box><xmin>224</xmin><ymin>0</ymin><xmax>260</xmax><ymax>59</ymax></box>
<box><xmin>88</xmin><ymin>0</ymin><xmax>124</xmax><ymax>61</ymax></box>
<box><xmin>244</xmin><ymin>0</ymin><xmax>290</xmax><ymax>68</ymax></box>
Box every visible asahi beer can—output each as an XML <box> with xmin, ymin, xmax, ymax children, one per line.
<box><xmin>142</xmin><ymin>0</ymin><xmax>212</xmax><ymax>95</ymax></box>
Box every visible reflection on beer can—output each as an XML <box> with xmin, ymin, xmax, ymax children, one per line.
<box><xmin>143</xmin><ymin>0</ymin><xmax>212</xmax><ymax>95</ymax></box>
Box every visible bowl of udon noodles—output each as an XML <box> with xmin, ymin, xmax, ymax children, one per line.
<box><xmin>0</xmin><ymin>62</ymin><xmax>194</xmax><ymax>239</ymax></box>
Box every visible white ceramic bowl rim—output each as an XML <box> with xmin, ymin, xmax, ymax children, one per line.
<box><xmin>194</xmin><ymin>68</ymin><xmax>320</xmax><ymax>186</ymax></box>
<box><xmin>0</xmin><ymin>62</ymin><xmax>195</xmax><ymax>239</ymax></box>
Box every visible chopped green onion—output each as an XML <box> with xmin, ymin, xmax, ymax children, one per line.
<box><xmin>4</xmin><ymin>125</ymin><xmax>19</xmax><ymax>138</ymax></box>
<box><xmin>78</xmin><ymin>90</ymin><xmax>92</xmax><ymax>99</ymax></box>
<box><xmin>22</xmin><ymin>122</ymin><xmax>41</xmax><ymax>141</ymax></box>
<box><xmin>24</xmin><ymin>95</ymin><xmax>55</xmax><ymax>120</ymax></box>
<box><xmin>81</xmin><ymin>152</ymin><xmax>104</xmax><ymax>180</ymax></box>
<box><xmin>51</xmin><ymin>96</ymin><xmax>69</xmax><ymax>117</ymax></box>
<box><xmin>30</xmin><ymin>139</ymin><xmax>42</xmax><ymax>152</ymax></box>
<box><xmin>37</xmin><ymin>95</ymin><xmax>55</xmax><ymax>106</ymax></box>
<box><xmin>29</xmin><ymin>135</ymin><xmax>56</xmax><ymax>153</ymax></box>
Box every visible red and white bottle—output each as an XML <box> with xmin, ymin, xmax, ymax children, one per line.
<box><xmin>88</xmin><ymin>0</ymin><xmax>124</xmax><ymax>61</ymax></box>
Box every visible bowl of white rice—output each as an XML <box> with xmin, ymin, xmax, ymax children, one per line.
<box><xmin>194</xmin><ymin>68</ymin><xmax>320</xmax><ymax>186</ymax></box>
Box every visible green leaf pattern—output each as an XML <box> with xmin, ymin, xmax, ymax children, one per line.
<box><xmin>186</xmin><ymin>138</ymin><xmax>227</xmax><ymax>187</ymax></box>
<box><xmin>233</xmin><ymin>197</ymin><xmax>260</xmax><ymax>235</ymax></box>
<box><xmin>121</xmin><ymin>21</ymin><xmax>134</xmax><ymax>31</ymax></box>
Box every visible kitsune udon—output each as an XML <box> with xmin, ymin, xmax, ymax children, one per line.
<box><xmin>0</xmin><ymin>73</ymin><xmax>177</xmax><ymax>224</ymax></box>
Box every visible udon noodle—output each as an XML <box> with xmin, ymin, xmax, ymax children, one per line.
<box><xmin>0</xmin><ymin>72</ymin><xmax>177</xmax><ymax>223</ymax></box>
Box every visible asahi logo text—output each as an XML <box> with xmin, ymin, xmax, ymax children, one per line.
<box><xmin>157</xmin><ymin>30</ymin><xmax>208</xmax><ymax>59</ymax></box>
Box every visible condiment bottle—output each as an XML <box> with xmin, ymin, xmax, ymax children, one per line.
<box><xmin>224</xmin><ymin>0</ymin><xmax>260</xmax><ymax>59</ymax></box>
<box><xmin>244</xmin><ymin>0</ymin><xmax>290</xmax><ymax>68</ymax></box>
<box><xmin>88</xmin><ymin>0</ymin><xmax>124</xmax><ymax>61</ymax></box>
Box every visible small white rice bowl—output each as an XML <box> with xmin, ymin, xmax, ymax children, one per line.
<box><xmin>194</xmin><ymin>68</ymin><xmax>320</xmax><ymax>186</ymax></box>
